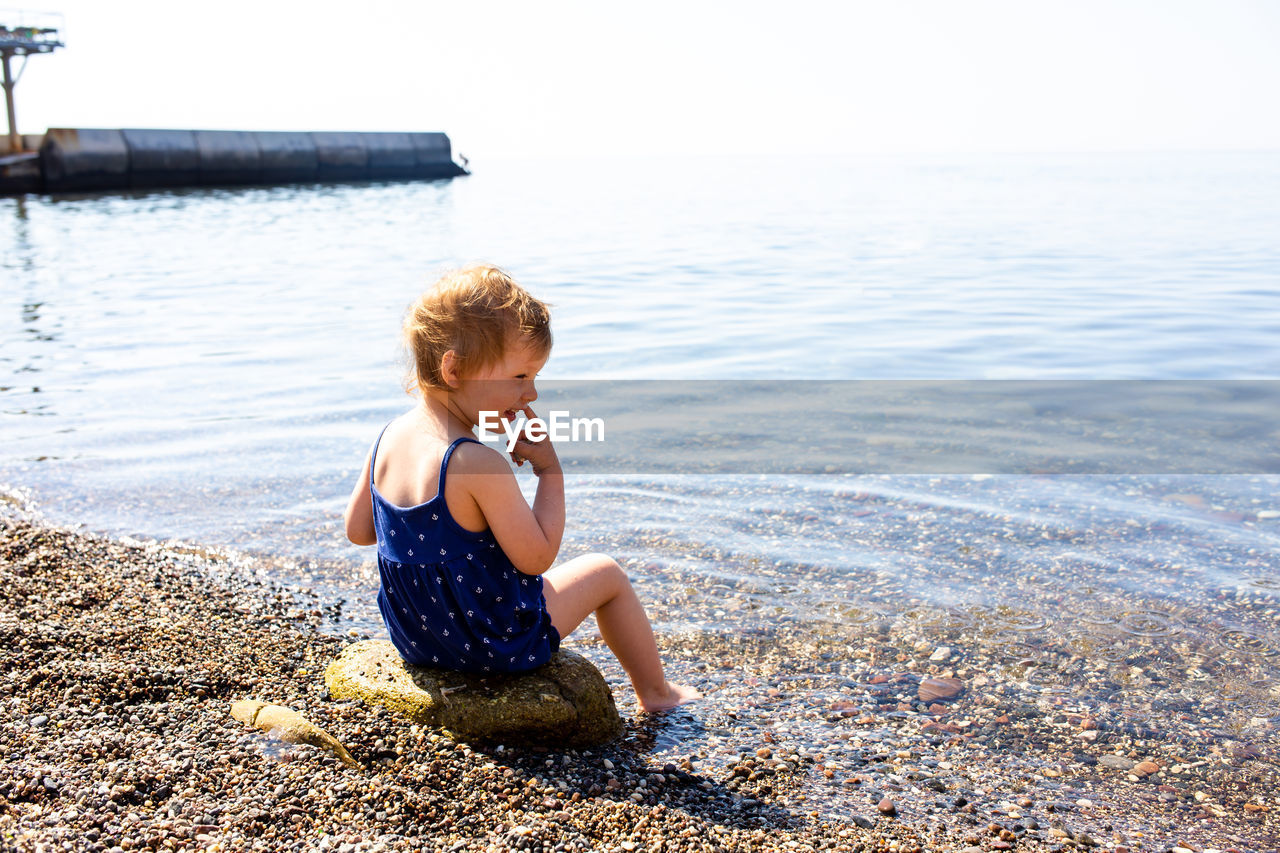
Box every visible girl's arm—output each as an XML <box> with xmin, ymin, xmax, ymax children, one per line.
<box><xmin>455</xmin><ymin>439</ymin><xmax>564</xmax><ymax>576</ymax></box>
<box><xmin>343</xmin><ymin>444</ymin><xmax>377</xmax><ymax>546</ymax></box>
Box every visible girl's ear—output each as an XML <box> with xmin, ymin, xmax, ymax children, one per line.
<box><xmin>440</xmin><ymin>350</ymin><xmax>461</xmax><ymax>388</ymax></box>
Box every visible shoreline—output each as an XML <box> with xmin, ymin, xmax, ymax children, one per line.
<box><xmin>1</xmin><ymin>519</ymin><xmax>1275</xmax><ymax>852</ymax></box>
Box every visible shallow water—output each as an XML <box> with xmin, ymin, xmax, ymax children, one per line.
<box><xmin>2</xmin><ymin>152</ymin><xmax>1279</xmax><ymax>821</ymax></box>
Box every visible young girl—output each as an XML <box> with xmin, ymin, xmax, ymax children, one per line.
<box><xmin>343</xmin><ymin>265</ymin><xmax>699</xmax><ymax>713</ymax></box>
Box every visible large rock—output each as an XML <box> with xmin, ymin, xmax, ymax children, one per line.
<box><xmin>324</xmin><ymin>640</ymin><xmax>623</xmax><ymax>747</ymax></box>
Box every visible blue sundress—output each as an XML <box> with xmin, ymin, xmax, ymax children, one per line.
<box><xmin>370</xmin><ymin>432</ymin><xmax>560</xmax><ymax>673</ymax></box>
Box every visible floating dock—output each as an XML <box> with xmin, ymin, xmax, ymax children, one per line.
<box><xmin>0</xmin><ymin>128</ymin><xmax>468</xmax><ymax>195</ymax></box>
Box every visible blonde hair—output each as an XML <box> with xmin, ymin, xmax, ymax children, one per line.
<box><xmin>403</xmin><ymin>265</ymin><xmax>552</xmax><ymax>394</ymax></box>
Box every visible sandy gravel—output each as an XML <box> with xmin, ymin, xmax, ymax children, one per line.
<box><xmin>2</xmin><ymin>520</ymin><xmax>1276</xmax><ymax>852</ymax></box>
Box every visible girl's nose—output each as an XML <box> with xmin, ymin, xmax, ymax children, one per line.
<box><xmin>523</xmin><ymin>381</ymin><xmax>538</xmax><ymax>404</ymax></box>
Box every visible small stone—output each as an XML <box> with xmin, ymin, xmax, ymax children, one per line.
<box><xmin>851</xmin><ymin>815</ymin><xmax>875</xmax><ymax>829</ymax></box>
<box><xmin>918</xmin><ymin>677</ymin><xmax>964</xmax><ymax>703</ymax></box>
<box><xmin>1098</xmin><ymin>755</ymin><xmax>1136</xmax><ymax>772</ymax></box>
<box><xmin>877</xmin><ymin>797</ymin><xmax>897</xmax><ymax>816</ymax></box>
<box><xmin>29</xmin><ymin>715</ymin><xmax>48</xmax><ymax>727</ymax></box>
<box><xmin>929</xmin><ymin>646</ymin><xmax>953</xmax><ymax>662</ymax></box>
<box><xmin>1133</xmin><ymin>760</ymin><xmax>1161</xmax><ymax>776</ymax></box>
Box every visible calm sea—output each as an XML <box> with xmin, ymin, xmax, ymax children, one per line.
<box><xmin>3</xmin><ymin>153</ymin><xmax>1279</xmax><ymax>778</ymax></box>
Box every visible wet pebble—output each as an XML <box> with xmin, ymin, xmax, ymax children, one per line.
<box><xmin>1098</xmin><ymin>755</ymin><xmax>1135</xmax><ymax>771</ymax></box>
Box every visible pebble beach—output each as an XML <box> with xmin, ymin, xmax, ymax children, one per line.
<box><xmin>3</xmin><ymin>518</ymin><xmax>1277</xmax><ymax>853</ymax></box>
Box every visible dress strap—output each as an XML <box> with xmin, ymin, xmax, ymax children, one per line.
<box><xmin>369</xmin><ymin>423</ymin><xmax>392</xmax><ymax>488</ymax></box>
<box><xmin>436</xmin><ymin>436</ymin><xmax>482</xmax><ymax>498</ymax></box>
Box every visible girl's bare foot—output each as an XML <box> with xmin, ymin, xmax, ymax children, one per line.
<box><xmin>637</xmin><ymin>681</ymin><xmax>702</xmax><ymax>713</ymax></box>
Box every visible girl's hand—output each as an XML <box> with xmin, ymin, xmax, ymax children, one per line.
<box><xmin>506</xmin><ymin>405</ymin><xmax>561</xmax><ymax>476</ymax></box>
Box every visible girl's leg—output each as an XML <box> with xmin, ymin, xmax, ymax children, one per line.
<box><xmin>542</xmin><ymin>553</ymin><xmax>698</xmax><ymax>712</ymax></box>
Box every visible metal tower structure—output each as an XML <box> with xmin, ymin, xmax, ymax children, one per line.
<box><xmin>0</xmin><ymin>9</ymin><xmax>63</xmax><ymax>152</ymax></box>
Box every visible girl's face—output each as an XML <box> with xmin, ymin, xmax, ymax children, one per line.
<box><xmin>451</xmin><ymin>335</ymin><xmax>548</xmax><ymax>428</ymax></box>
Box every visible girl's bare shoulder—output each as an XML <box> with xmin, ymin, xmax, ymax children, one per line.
<box><xmin>449</xmin><ymin>438</ymin><xmax>511</xmax><ymax>477</ymax></box>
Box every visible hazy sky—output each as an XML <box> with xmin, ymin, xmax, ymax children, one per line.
<box><xmin>7</xmin><ymin>0</ymin><xmax>1280</xmax><ymax>160</ymax></box>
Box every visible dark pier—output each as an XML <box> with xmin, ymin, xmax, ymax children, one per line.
<box><xmin>0</xmin><ymin>12</ymin><xmax>468</xmax><ymax>195</ymax></box>
<box><xmin>0</xmin><ymin>128</ymin><xmax>469</xmax><ymax>195</ymax></box>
